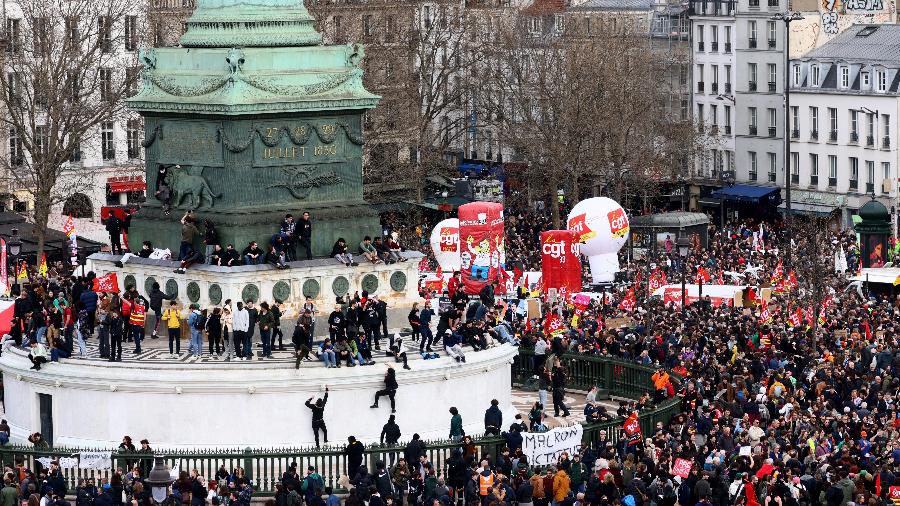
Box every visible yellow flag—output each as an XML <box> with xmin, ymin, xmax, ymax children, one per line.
<box><xmin>38</xmin><ymin>253</ymin><xmax>47</xmax><ymax>277</ymax></box>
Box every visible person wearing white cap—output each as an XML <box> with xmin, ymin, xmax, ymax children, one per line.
<box><xmin>444</xmin><ymin>329</ymin><xmax>466</xmax><ymax>363</ymax></box>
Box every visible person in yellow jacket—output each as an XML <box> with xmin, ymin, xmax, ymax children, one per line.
<box><xmin>552</xmin><ymin>468</ymin><xmax>570</xmax><ymax>503</ymax></box>
<box><xmin>162</xmin><ymin>300</ymin><xmax>182</xmax><ymax>357</ymax></box>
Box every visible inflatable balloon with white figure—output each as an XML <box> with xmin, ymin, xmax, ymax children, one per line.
<box><xmin>429</xmin><ymin>218</ymin><xmax>461</xmax><ymax>272</ymax></box>
<box><xmin>566</xmin><ymin>197</ymin><xmax>630</xmax><ymax>284</ymax></box>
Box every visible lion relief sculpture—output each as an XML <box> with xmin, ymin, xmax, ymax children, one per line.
<box><xmin>165</xmin><ymin>165</ymin><xmax>222</xmax><ymax>209</ymax></box>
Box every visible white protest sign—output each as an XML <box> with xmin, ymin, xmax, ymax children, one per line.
<box><xmin>521</xmin><ymin>424</ymin><xmax>584</xmax><ymax>466</ymax></box>
<box><xmin>79</xmin><ymin>451</ymin><xmax>112</xmax><ymax>469</ymax></box>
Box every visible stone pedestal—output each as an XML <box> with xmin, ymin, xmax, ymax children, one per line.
<box><xmin>86</xmin><ymin>251</ymin><xmax>423</xmax><ymax>316</ymax></box>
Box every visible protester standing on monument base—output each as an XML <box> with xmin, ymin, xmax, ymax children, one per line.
<box><xmin>298</xmin><ymin>211</ymin><xmax>313</xmax><ymax>260</ymax></box>
<box><xmin>179</xmin><ymin>211</ymin><xmax>200</xmax><ymax>261</ymax></box>
<box><xmin>305</xmin><ymin>386</ymin><xmax>329</xmax><ymax>448</ymax></box>
<box><xmin>232</xmin><ymin>301</ymin><xmax>249</xmax><ymax>360</ymax></box>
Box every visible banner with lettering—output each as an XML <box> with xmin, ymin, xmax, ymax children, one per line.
<box><xmin>1</xmin><ymin>238</ymin><xmax>7</xmax><ymax>296</ymax></box>
<box><xmin>540</xmin><ymin>230</ymin><xmax>582</xmax><ymax>301</ymax></box>
<box><xmin>79</xmin><ymin>451</ymin><xmax>113</xmax><ymax>469</ymax></box>
<box><xmin>458</xmin><ymin>202</ymin><xmax>505</xmax><ymax>295</ymax></box>
<box><xmin>521</xmin><ymin>424</ymin><xmax>584</xmax><ymax>466</ymax></box>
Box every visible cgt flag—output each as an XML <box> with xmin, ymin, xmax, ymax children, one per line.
<box><xmin>623</xmin><ymin>412</ymin><xmax>642</xmax><ymax>446</ymax></box>
<box><xmin>92</xmin><ymin>272</ymin><xmax>120</xmax><ymax>293</ymax></box>
<box><xmin>540</xmin><ymin>230</ymin><xmax>582</xmax><ymax>299</ymax></box>
<box><xmin>16</xmin><ymin>261</ymin><xmax>27</xmax><ymax>281</ymax></box>
<box><xmin>38</xmin><ymin>253</ymin><xmax>48</xmax><ymax>278</ymax></box>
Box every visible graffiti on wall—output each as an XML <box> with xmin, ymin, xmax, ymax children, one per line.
<box><xmin>790</xmin><ymin>0</ymin><xmax>894</xmax><ymax>57</ymax></box>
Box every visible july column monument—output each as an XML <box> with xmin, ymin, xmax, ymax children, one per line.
<box><xmin>127</xmin><ymin>0</ymin><xmax>381</xmax><ymax>256</ymax></box>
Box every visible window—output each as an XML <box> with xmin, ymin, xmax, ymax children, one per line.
<box><xmin>850</xmin><ymin>110</ymin><xmax>858</xmax><ymax>141</ymax></box>
<box><xmin>5</xmin><ymin>19</ymin><xmax>20</xmax><ymax>54</ymax></box>
<box><xmin>810</xmin><ymin>154</ymin><xmax>819</xmax><ymax>185</ymax></box>
<box><xmin>67</xmin><ymin>71</ymin><xmax>79</xmax><ymax>102</ymax></box>
<box><xmin>332</xmin><ymin>15</ymin><xmax>343</xmax><ymax>40</ymax></box>
<box><xmin>828</xmin><ymin>155</ymin><xmax>838</xmax><ymax>186</ymax></box>
<box><xmin>768</xmin><ymin>63</ymin><xmax>777</xmax><ymax>91</ymax></box>
<box><xmin>6</xmin><ymin>72</ymin><xmax>20</xmax><ymax>101</ymax></box>
<box><xmin>866</xmin><ymin>160</ymin><xmax>875</xmax><ymax>193</ymax></box>
<box><xmin>65</xmin><ymin>17</ymin><xmax>79</xmax><ymax>52</ymax></box>
<box><xmin>790</xmin><ymin>106</ymin><xmax>798</xmax><ymax>138</ymax></box>
<box><xmin>363</xmin><ymin>15</ymin><xmax>373</xmax><ymax>38</ymax></box>
<box><xmin>101</xmin><ymin>122</ymin><xmax>115</xmax><ymax>161</ymax></box>
<box><xmin>767</xmin><ymin>153</ymin><xmax>777</xmax><ymax>182</ymax></box>
<box><xmin>385</xmin><ymin>16</ymin><xmax>396</xmax><ymax>42</ymax></box>
<box><xmin>810</xmin><ymin>106</ymin><xmax>819</xmax><ymax>138</ymax></box>
<box><xmin>681</xmin><ymin>98</ymin><xmax>689</xmax><ymax>121</ymax></box>
<box><xmin>711</xmin><ymin>64</ymin><xmax>719</xmax><ymax>91</ymax></box>
<box><xmin>98</xmin><ymin>16</ymin><xmax>112</xmax><ymax>53</ymax></box>
<box><xmin>8</xmin><ymin>128</ymin><xmax>22</xmax><ymax>166</ymax></box>
<box><xmin>767</xmin><ymin>108</ymin><xmax>776</xmax><ymax>137</ymax></box>
<box><xmin>710</xmin><ymin>25</ymin><xmax>718</xmax><ymax>51</ymax></box>
<box><xmin>792</xmin><ymin>64</ymin><xmax>801</xmax><ymax>87</ymax></box>
<box><xmin>69</xmin><ymin>138</ymin><xmax>81</xmax><ymax>163</ymax></box>
<box><xmin>749</xmin><ymin>106</ymin><xmax>757</xmax><ymax>135</ymax></box>
<box><xmin>697</xmin><ymin>104</ymin><xmax>705</xmax><ymax>131</ymax></box>
<box><xmin>724</xmin><ymin>65</ymin><xmax>731</xmax><ymax>92</ymax></box>
<box><xmin>877</xmin><ymin>70</ymin><xmax>887</xmax><ymax>92</ymax></box>
<box><xmin>697</xmin><ymin>64</ymin><xmax>704</xmax><ymax>92</ymax></box>
<box><xmin>99</xmin><ymin>68</ymin><xmax>112</xmax><ymax>101</ymax></box>
<box><xmin>125</xmin><ymin>15</ymin><xmax>138</xmax><ymax>51</ymax></box>
<box><xmin>680</xmin><ymin>65</ymin><xmax>688</xmax><ymax>86</ymax></box>
<box><xmin>791</xmin><ymin>152</ymin><xmax>799</xmax><ymax>184</ymax></box>
<box><xmin>696</xmin><ymin>24</ymin><xmax>704</xmax><ymax>50</ymax></box>
<box><xmin>767</xmin><ymin>21</ymin><xmax>776</xmax><ymax>47</ymax></box>
<box><xmin>424</xmin><ymin>5</ymin><xmax>433</xmax><ymax>28</ymax></box>
<box><xmin>127</xmin><ymin>119</ymin><xmax>141</xmax><ymax>159</ymax></box>
<box><xmin>725</xmin><ymin>105</ymin><xmax>732</xmax><ymax>133</ymax></box>
<box><xmin>748</xmin><ymin>21</ymin><xmax>757</xmax><ymax>47</ymax></box>
<box><xmin>840</xmin><ymin>67</ymin><xmax>850</xmax><ymax>88</ymax></box>
<box><xmin>862</xmin><ymin>72</ymin><xmax>870</xmax><ymax>88</ymax></box>
<box><xmin>33</xmin><ymin>17</ymin><xmax>49</xmax><ymax>53</ymax></box>
<box><xmin>867</xmin><ymin>113</ymin><xmax>875</xmax><ymax>145</ymax></box>
<box><xmin>749</xmin><ymin>63</ymin><xmax>757</xmax><ymax>91</ymax></box>
<box><xmin>883</xmin><ymin>115</ymin><xmax>890</xmax><ymax>148</ymax></box>
<box><xmin>849</xmin><ymin>157</ymin><xmax>859</xmax><ymax>190</ymax></box>
<box><xmin>725</xmin><ymin>26</ymin><xmax>732</xmax><ymax>52</ymax></box>
<box><xmin>811</xmin><ymin>65</ymin><xmax>820</xmax><ymax>86</ymax></box>
<box><xmin>711</xmin><ymin>104</ymin><xmax>718</xmax><ymax>127</ymax></box>
<box><xmin>828</xmin><ymin>107</ymin><xmax>838</xmax><ymax>140</ymax></box>
<box><xmin>749</xmin><ymin>151</ymin><xmax>758</xmax><ymax>180</ymax></box>
<box><xmin>882</xmin><ymin>162</ymin><xmax>891</xmax><ymax>192</ymax></box>
<box><xmin>34</xmin><ymin>125</ymin><xmax>48</xmax><ymax>156</ymax></box>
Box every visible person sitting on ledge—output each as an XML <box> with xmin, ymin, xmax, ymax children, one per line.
<box><xmin>174</xmin><ymin>245</ymin><xmax>203</xmax><ymax>274</ymax></box>
<box><xmin>221</xmin><ymin>244</ymin><xmax>240</xmax><ymax>267</ymax></box>
<box><xmin>374</xmin><ymin>237</ymin><xmax>400</xmax><ymax>264</ymax></box>
<box><xmin>319</xmin><ymin>338</ymin><xmax>337</xmax><ymax>368</ymax></box>
<box><xmin>386</xmin><ymin>233</ymin><xmax>408</xmax><ymax>262</ymax></box>
<box><xmin>331</xmin><ymin>238</ymin><xmax>357</xmax><ymax>267</ymax></box>
<box><xmin>137</xmin><ymin>241</ymin><xmax>153</xmax><ymax>258</ymax></box>
<box><xmin>359</xmin><ymin>236</ymin><xmax>382</xmax><ymax>264</ymax></box>
<box><xmin>242</xmin><ymin>241</ymin><xmax>264</xmax><ymax>266</ymax></box>
<box><xmin>266</xmin><ymin>245</ymin><xmax>289</xmax><ymax>270</ymax></box>
<box><xmin>28</xmin><ymin>340</ymin><xmax>49</xmax><ymax>370</ymax></box>
<box><xmin>209</xmin><ymin>244</ymin><xmax>225</xmax><ymax>266</ymax></box>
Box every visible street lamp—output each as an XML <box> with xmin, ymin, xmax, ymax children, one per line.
<box><xmin>772</xmin><ymin>10</ymin><xmax>804</xmax><ymax>268</ymax></box>
<box><xmin>145</xmin><ymin>456</ymin><xmax>174</xmax><ymax>504</ymax></box>
<box><xmin>5</xmin><ymin>229</ymin><xmax>22</xmax><ymax>295</ymax></box>
<box><xmin>677</xmin><ymin>236</ymin><xmax>690</xmax><ymax>312</ymax></box>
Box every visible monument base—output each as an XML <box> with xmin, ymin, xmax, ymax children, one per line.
<box><xmin>0</xmin><ymin>343</ymin><xmax>518</xmax><ymax>448</ymax></box>
<box><xmin>128</xmin><ymin>202</ymin><xmax>381</xmax><ymax>261</ymax></box>
<box><xmin>86</xmin><ymin>250</ymin><xmax>423</xmax><ymax>315</ymax></box>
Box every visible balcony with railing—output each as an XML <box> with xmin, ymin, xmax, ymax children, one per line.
<box><xmin>749</xmin><ymin>171</ymin><xmax>758</xmax><ymax>181</ymax></box>
<box><xmin>768</xmin><ymin>172</ymin><xmax>777</xmax><ymax>182</ymax></box>
<box><xmin>810</xmin><ymin>175</ymin><xmax>818</xmax><ymax>186</ymax></box>
<box><xmin>711</xmin><ymin>42</ymin><xmax>718</xmax><ymax>51</ymax></box>
<box><xmin>724</xmin><ymin>42</ymin><xmax>732</xmax><ymax>52</ymax></box>
<box><xmin>698</xmin><ymin>42</ymin><xmax>705</xmax><ymax>51</ymax></box>
<box><xmin>725</xmin><ymin>125</ymin><xmax>732</xmax><ymax>134</ymax></box>
<box><xmin>850</xmin><ymin>179</ymin><xmax>858</xmax><ymax>191</ymax></box>
<box><xmin>724</xmin><ymin>83</ymin><xmax>731</xmax><ymax>93</ymax></box>
<box><xmin>749</xmin><ymin>81</ymin><xmax>757</xmax><ymax>91</ymax></box>
<box><xmin>867</xmin><ymin>135</ymin><xmax>875</xmax><ymax>147</ymax></box>
<box><xmin>828</xmin><ymin>177</ymin><xmax>837</xmax><ymax>187</ymax></box>
<box><xmin>829</xmin><ymin>130</ymin><xmax>838</xmax><ymax>141</ymax></box>
<box><xmin>867</xmin><ymin>182</ymin><xmax>875</xmax><ymax>193</ymax></box>
<box><xmin>698</xmin><ymin>82</ymin><xmax>705</xmax><ymax>92</ymax></box>
<box><xmin>768</xmin><ymin>126</ymin><xmax>777</xmax><ymax>137</ymax></box>
<box><xmin>811</xmin><ymin>130</ymin><xmax>819</xmax><ymax>140</ymax></box>
<box><xmin>791</xmin><ymin>129</ymin><xmax>799</xmax><ymax>139</ymax></box>
<box><xmin>711</xmin><ymin>83</ymin><xmax>719</xmax><ymax>93</ymax></box>
<box><xmin>749</xmin><ymin>125</ymin><xmax>758</xmax><ymax>135</ymax></box>
<box><xmin>850</xmin><ymin>132</ymin><xmax>859</xmax><ymax>143</ymax></box>
<box><xmin>883</xmin><ymin>136</ymin><xmax>891</xmax><ymax>149</ymax></box>
<box><xmin>768</xmin><ymin>82</ymin><xmax>776</xmax><ymax>92</ymax></box>
<box><xmin>768</xmin><ymin>39</ymin><xmax>776</xmax><ymax>48</ymax></box>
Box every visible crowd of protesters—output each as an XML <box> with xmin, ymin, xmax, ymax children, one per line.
<box><xmin>9</xmin><ymin>198</ymin><xmax>900</xmax><ymax>506</ymax></box>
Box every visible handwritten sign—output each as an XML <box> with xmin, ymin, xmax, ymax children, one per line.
<box><xmin>521</xmin><ymin>424</ymin><xmax>584</xmax><ymax>466</ymax></box>
<box><xmin>79</xmin><ymin>451</ymin><xmax>112</xmax><ymax>469</ymax></box>
<box><xmin>672</xmin><ymin>458</ymin><xmax>692</xmax><ymax>479</ymax></box>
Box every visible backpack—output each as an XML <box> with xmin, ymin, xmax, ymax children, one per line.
<box><xmin>193</xmin><ymin>314</ymin><xmax>207</xmax><ymax>330</ymax></box>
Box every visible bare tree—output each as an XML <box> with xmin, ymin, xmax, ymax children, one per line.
<box><xmin>478</xmin><ymin>20</ymin><xmax>697</xmax><ymax>224</ymax></box>
<box><xmin>0</xmin><ymin>0</ymin><xmax>143</xmax><ymax>254</ymax></box>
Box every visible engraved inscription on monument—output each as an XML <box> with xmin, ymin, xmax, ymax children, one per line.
<box><xmin>253</xmin><ymin>120</ymin><xmax>349</xmax><ymax>167</ymax></box>
<box><xmin>157</xmin><ymin>121</ymin><xmax>224</xmax><ymax>166</ymax></box>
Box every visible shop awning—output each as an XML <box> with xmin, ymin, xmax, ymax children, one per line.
<box><xmin>107</xmin><ymin>177</ymin><xmax>146</xmax><ymax>193</ymax></box>
<box><xmin>710</xmin><ymin>184</ymin><xmax>781</xmax><ymax>204</ymax></box>
<box><xmin>777</xmin><ymin>202</ymin><xmax>836</xmax><ymax>217</ymax></box>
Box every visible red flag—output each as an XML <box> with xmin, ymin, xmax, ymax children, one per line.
<box><xmin>695</xmin><ymin>266</ymin><xmax>711</xmax><ymax>284</ymax></box>
<box><xmin>92</xmin><ymin>272</ymin><xmax>120</xmax><ymax>293</ymax></box>
<box><xmin>804</xmin><ymin>306</ymin><xmax>815</xmax><ymax>326</ymax></box>
<box><xmin>618</xmin><ymin>288</ymin><xmax>636</xmax><ymax>312</ymax></box>
<box><xmin>544</xmin><ymin>313</ymin><xmax>564</xmax><ymax>336</ymax></box>
<box><xmin>435</xmin><ymin>266</ymin><xmax>443</xmax><ymax>278</ymax></box>
<box><xmin>496</xmin><ymin>267</ymin><xmax>510</xmax><ymax>288</ymax></box>
<box><xmin>62</xmin><ymin>214</ymin><xmax>75</xmax><ymax>238</ymax></box>
<box><xmin>788</xmin><ymin>307</ymin><xmax>803</xmax><ymax>327</ymax></box>
<box><xmin>524</xmin><ymin>317</ymin><xmax>532</xmax><ymax>334</ymax></box>
<box><xmin>513</xmin><ymin>266</ymin><xmax>523</xmax><ymax>284</ymax></box>
<box><xmin>770</xmin><ymin>260</ymin><xmax>784</xmax><ymax>285</ymax></box>
<box><xmin>876</xmin><ymin>472</ymin><xmax>882</xmax><ymax>498</ymax></box>
<box><xmin>634</xmin><ymin>269</ymin><xmax>642</xmax><ymax>286</ymax></box>
<box><xmin>717</xmin><ymin>270</ymin><xmax>724</xmax><ymax>285</ymax></box>
<box><xmin>623</xmin><ymin>412</ymin><xmax>642</xmax><ymax>445</ymax></box>
<box><xmin>758</xmin><ymin>299</ymin><xmax>772</xmax><ymax>325</ymax></box>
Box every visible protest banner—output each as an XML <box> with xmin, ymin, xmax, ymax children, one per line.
<box><xmin>79</xmin><ymin>451</ymin><xmax>113</xmax><ymax>469</ymax></box>
<box><xmin>521</xmin><ymin>424</ymin><xmax>584</xmax><ymax>466</ymax></box>
<box><xmin>672</xmin><ymin>458</ymin><xmax>692</xmax><ymax>479</ymax></box>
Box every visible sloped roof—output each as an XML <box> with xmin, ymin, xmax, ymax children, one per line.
<box><xmin>803</xmin><ymin>24</ymin><xmax>900</xmax><ymax>64</ymax></box>
<box><xmin>570</xmin><ymin>0</ymin><xmax>653</xmax><ymax>11</ymax></box>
